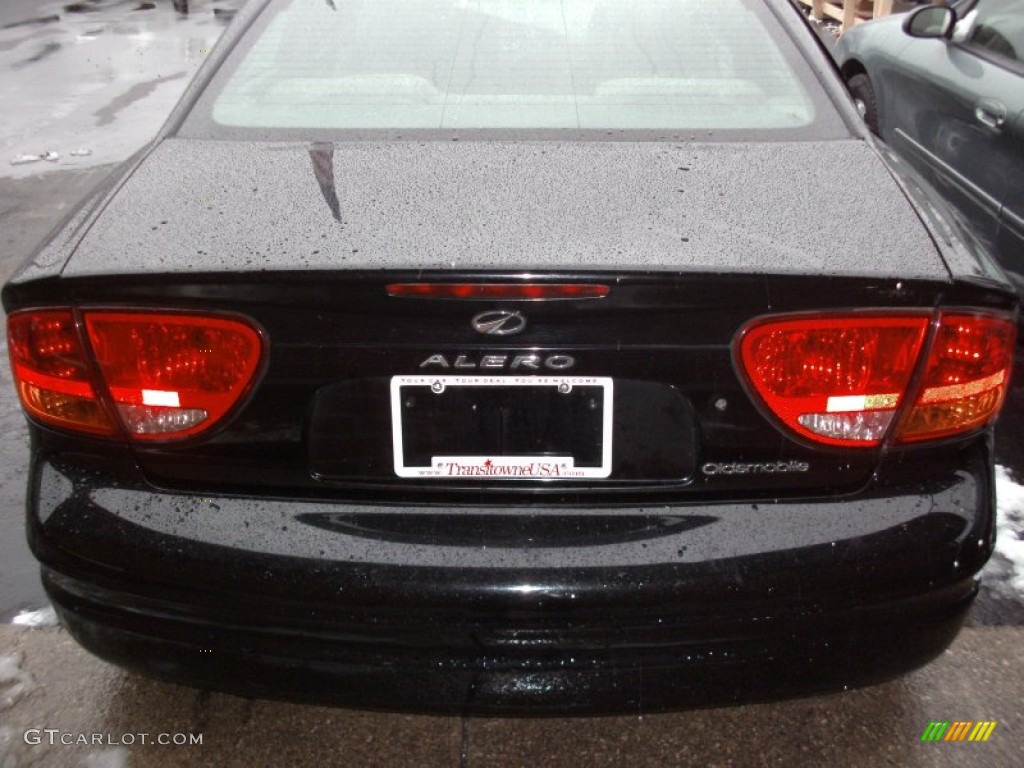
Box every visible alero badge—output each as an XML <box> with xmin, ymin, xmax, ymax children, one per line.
<box><xmin>471</xmin><ymin>310</ymin><xmax>527</xmax><ymax>336</ymax></box>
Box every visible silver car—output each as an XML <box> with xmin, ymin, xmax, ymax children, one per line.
<box><xmin>834</xmin><ymin>0</ymin><xmax>1024</xmax><ymax>295</ymax></box>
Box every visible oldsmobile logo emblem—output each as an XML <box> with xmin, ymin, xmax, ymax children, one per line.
<box><xmin>471</xmin><ymin>310</ymin><xmax>527</xmax><ymax>336</ymax></box>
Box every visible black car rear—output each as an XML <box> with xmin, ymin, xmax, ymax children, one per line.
<box><xmin>2</xmin><ymin>0</ymin><xmax>1018</xmax><ymax>713</ymax></box>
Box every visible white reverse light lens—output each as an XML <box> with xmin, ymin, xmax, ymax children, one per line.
<box><xmin>797</xmin><ymin>411</ymin><xmax>895</xmax><ymax>442</ymax></box>
<box><xmin>116</xmin><ymin>404</ymin><xmax>208</xmax><ymax>435</ymax></box>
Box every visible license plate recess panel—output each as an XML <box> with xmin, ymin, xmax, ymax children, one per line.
<box><xmin>390</xmin><ymin>375</ymin><xmax>613</xmax><ymax>479</ymax></box>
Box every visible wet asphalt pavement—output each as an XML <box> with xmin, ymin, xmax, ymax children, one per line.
<box><xmin>2</xmin><ymin>622</ymin><xmax>1022</xmax><ymax>768</ymax></box>
<box><xmin>0</xmin><ymin>2</ymin><xmax>1023</xmax><ymax>766</ymax></box>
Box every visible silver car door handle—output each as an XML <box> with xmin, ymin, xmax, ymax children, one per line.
<box><xmin>974</xmin><ymin>100</ymin><xmax>1006</xmax><ymax>129</ymax></box>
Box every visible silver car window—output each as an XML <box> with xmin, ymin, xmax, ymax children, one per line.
<box><xmin>965</xmin><ymin>0</ymin><xmax>1024</xmax><ymax>63</ymax></box>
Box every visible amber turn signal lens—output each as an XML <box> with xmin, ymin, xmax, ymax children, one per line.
<box><xmin>7</xmin><ymin>309</ymin><xmax>117</xmax><ymax>435</ymax></box>
<box><xmin>896</xmin><ymin>313</ymin><xmax>1015</xmax><ymax>442</ymax></box>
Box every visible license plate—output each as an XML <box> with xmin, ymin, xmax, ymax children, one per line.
<box><xmin>390</xmin><ymin>375</ymin><xmax>613</xmax><ymax>479</ymax></box>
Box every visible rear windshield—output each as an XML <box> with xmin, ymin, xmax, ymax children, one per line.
<box><xmin>181</xmin><ymin>0</ymin><xmax>845</xmax><ymax>140</ymax></box>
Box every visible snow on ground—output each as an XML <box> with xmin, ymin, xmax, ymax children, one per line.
<box><xmin>11</xmin><ymin>605</ymin><xmax>58</xmax><ymax>628</ymax></box>
<box><xmin>0</xmin><ymin>652</ymin><xmax>35</xmax><ymax>709</ymax></box>
<box><xmin>994</xmin><ymin>464</ymin><xmax>1024</xmax><ymax>592</ymax></box>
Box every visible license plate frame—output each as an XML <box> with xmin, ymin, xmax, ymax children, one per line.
<box><xmin>390</xmin><ymin>375</ymin><xmax>613</xmax><ymax>479</ymax></box>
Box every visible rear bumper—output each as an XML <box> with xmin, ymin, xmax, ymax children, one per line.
<box><xmin>30</xmin><ymin>442</ymin><xmax>995</xmax><ymax>714</ymax></box>
<box><xmin>47</xmin><ymin>568</ymin><xmax>974</xmax><ymax>714</ymax></box>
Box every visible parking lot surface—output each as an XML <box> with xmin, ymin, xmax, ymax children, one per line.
<box><xmin>2</xmin><ymin>624</ymin><xmax>1023</xmax><ymax>767</ymax></box>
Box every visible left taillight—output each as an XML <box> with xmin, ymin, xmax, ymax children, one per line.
<box><xmin>7</xmin><ymin>309</ymin><xmax>263</xmax><ymax>441</ymax></box>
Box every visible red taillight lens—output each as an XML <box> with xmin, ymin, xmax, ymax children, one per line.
<box><xmin>738</xmin><ymin>314</ymin><xmax>930</xmax><ymax>447</ymax></box>
<box><xmin>7</xmin><ymin>310</ymin><xmax>117</xmax><ymax>435</ymax></box>
<box><xmin>896</xmin><ymin>313</ymin><xmax>1015</xmax><ymax>442</ymax></box>
<box><xmin>83</xmin><ymin>312</ymin><xmax>263</xmax><ymax>439</ymax></box>
<box><xmin>7</xmin><ymin>309</ymin><xmax>263</xmax><ymax>441</ymax></box>
<box><xmin>386</xmin><ymin>283</ymin><xmax>610</xmax><ymax>300</ymax></box>
<box><xmin>737</xmin><ymin>311</ymin><xmax>1015</xmax><ymax>448</ymax></box>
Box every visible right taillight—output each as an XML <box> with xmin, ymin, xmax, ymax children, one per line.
<box><xmin>895</xmin><ymin>312</ymin><xmax>1016</xmax><ymax>442</ymax></box>
<box><xmin>737</xmin><ymin>310</ymin><xmax>1015</xmax><ymax>448</ymax></box>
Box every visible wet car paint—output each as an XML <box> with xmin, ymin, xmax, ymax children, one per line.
<box><xmin>25</xmin><ymin>442</ymin><xmax>994</xmax><ymax>713</ymax></box>
<box><xmin>0</xmin><ymin>0</ymin><xmax>1019</xmax><ymax>638</ymax></box>
<box><xmin>28</xmin><ymin>139</ymin><xmax>946</xmax><ymax>279</ymax></box>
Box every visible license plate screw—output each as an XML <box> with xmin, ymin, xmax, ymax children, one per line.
<box><xmin>431</xmin><ymin>380</ymin><xmax>445</xmax><ymax>394</ymax></box>
<box><xmin>558</xmin><ymin>382</ymin><xmax>572</xmax><ymax>394</ymax></box>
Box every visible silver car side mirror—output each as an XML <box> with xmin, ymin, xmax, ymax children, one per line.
<box><xmin>903</xmin><ymin>5</ymin><xmax>957</xmax><ymax>39</ymax></box>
